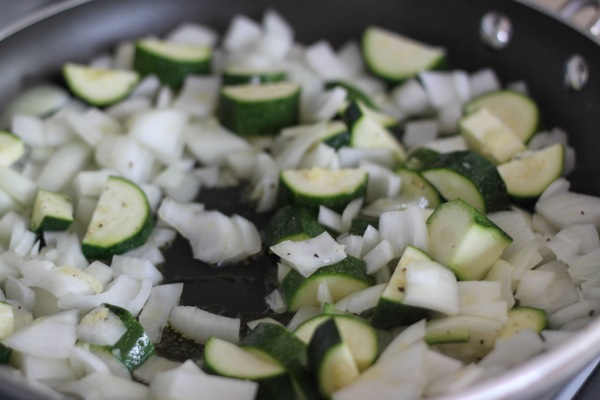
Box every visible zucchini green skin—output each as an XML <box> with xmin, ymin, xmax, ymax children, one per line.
<box><xmin>277</xmin><ymin>170</ymin><xmax>368</xmax><ymax>213</ymax></box>
<box><xmin>395</xmin><ymin>167</ymin><xmax>442</xmax><ymax>209</ymax></box>
<box><xmin>403</xmin><ymin>147</ymin><xmax>441</xmax><ymax>171</ymax></box>
<box><xmin>218</xmin><ymin>83</ymin><xmax>300</xmax><ymax>136</ymax></box>
<box><xmin>370</xmin><ymin>297</ymin><xmax>427</xmax><ymax>330</ymax></box>
<box><xmin>0</xmin><ymin>343</ymin><xmax>12</xmax><ymax>364</ymax></box>
<box><xmin>281</xmin><ymin>256</ymin><xmax>375</xmax><ymax>311</ymax></box>
<box><xmin>264</xmin><ymin>206</ymin><xmax>326</xmax><ymax>247</ymax></box>
<box><xmin>105</xmin><ymin>304</ymin><xmax>154</xmax><ymax>371</ymax></box>
<box><xmin>422</xmin><ymin>150</ymin><xmax>510</xmax><ymax>213</ymax></box>
<box><xmin>30</xmin><ymin>189</ymin><xmax>74</xmax><ymax>233</ymax></box>
<box><xmin>133</xmin><ymin>41</ymin><xmax>211</xmax><ymax>89</ymax></box>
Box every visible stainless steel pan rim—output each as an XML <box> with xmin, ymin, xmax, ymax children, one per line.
<box><xmin>0</xmin><ymin>1</ymin><xmax>599</xmax><ymax>399</ymax></box>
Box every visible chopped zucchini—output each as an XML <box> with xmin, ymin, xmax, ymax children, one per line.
<box><xmin>498</xmin><ymin>306</ymin><xmax>548</xmax><ymax>339</ymax></box>
<box><xmin>395</xmin><ymin>167</ymin><xmax>441</xmax><ymax>208</ymax></box>
<box><xmin>62</xmin><ymin>63</ymin><xmax>140</xmax><ymax>107</ymax></box>
<box><xmin>497</xmin><ymin>144</ymin><xmax>564</xmax><ymax>201</ymax></box>
<box><xmin>281</xmin><ymin>256</ymin><xmax>374</xmax><ymax>311</ymax></box>
<box><xmin>325</xmin><ymin>80</ymin><xmax>377</xmax><ymax>110</ymax></box>
<box><xmin>464</xmin><ymin>90</ymin><xmax>540</xmax><ymax>144</ymax></box>
<box><xmin>277</xmin><ymin>167</ymin><xmax>368</xmax><ymax>212</ymax></box>
<box><xmin>403</xmin><ymin>147</ymin><xmax>440</xmax><ymax>171</ymax></box>
<box><xmin>264</xmin><ymin>205</ymin><xmax>325</xmax><ymax>247</ymax></box>
<box><xmin>459</xmin><ymin>108</ymin><xmax>526</xmax><ymax>164</ymax></box>
<box><xmin>342</xmin><ymin>101</ymin><xmax>405</xmax><ymax>162</ymax></box>
<box><xmin>30</xmin><ymin>189</ymin><xmax>74</xmax><ymax>233</ymax></box>
<box><xmin>421</xmin><ymin>150</ymin><xmax>510</xmax><ymax>213</ymax></box>
<box><xmin>362</xmin><ymin>26</ymin><xmax>446</xmax><ymax>84</ymax></box>
<box><xmin>307</xmin><ymin>318</ymin><xmax>360</xmax><ymax>397</ymax></box>
<box><xmin>294</xmin><ymin>314</ymin><xmax>378</xmax><ymax>372</ymax></box>
<box><xmin>204</xmin><ymin>336</ymin><xmax>295</xmax><ymax>400</ymax></box>
<box><xmin>425</xmin><ymin>317</ymin><xmax>470</xmax><ymax>345</ymax></box>
<box><xmin>322</xmin><ymin>121</ymin><xmax>351</xmax><ymax>150</ymax></box>
<box><xmin>219</xmin><ymin>82</ymin><xmax>300</xmax><ymax>136</ymax></box>
<box><xmin>105</xmin><ymin>304</ymin><xmax>154</xmax><ymax>371</ymax></box>
<box><xmin>427</xmin><ymin>198</ymin><xmax>512</xmax><ymax>281</ymax></box>
<box><xmin>0</xmin><ymin>131</ymin><xmax>25</xmax><ymax>167</ymax></box>
<box><xmin>81</xmin><ymin>176</ymin><xmax>153</xmax><ymax>260</ymax></box>
<box><xmin>133</xmin><ymin>38</ymin><xmax>211</xmax><ymax>89</ymax></box>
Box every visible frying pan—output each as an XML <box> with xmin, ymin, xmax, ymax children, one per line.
<box><xmin>0</xmin><ymin>0</ymin><xmax>599</xmax><ymax>399</ymax></box>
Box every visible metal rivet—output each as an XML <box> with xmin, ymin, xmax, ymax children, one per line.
<box><xmin>480</xmin><ymin>11</ymin><xmax>513</xmax><ymax>50</ymax></box>
<box><xmin>565</xmin><ymin>54</ymin><xmax>589</xmax><ymax>91</ymax></box>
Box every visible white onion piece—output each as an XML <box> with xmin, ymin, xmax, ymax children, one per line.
<box><xmin>391</xmin><ymin>79</ymin><xmax>430</xmax><ymax>116</ymax></box>
<box><xmin>469</xmin><ymin>68</ymin><xmax>501</xmax><ymax>99</ymax></box>
<box><xmin>402</xmin><ymin>260</ymin><xmax>460</xmax><ymax>315</ymax></box>
<box><xmin>336</xmin><ymin>234</ymin><xmax>363</xmax><ymax>259</ymax></box>
<box><xmin>130</xmin><ymin>75</ymin><xmax>161</xmax><ymax>99</ymax></box>
<box><xmin>419</xmin><ymin>135</ymin><xmax>468</xmax><ymax>153</ymax></box>
<box><xmin>403</xmin><ymin>119</ymin><xmax>439</xmax><ymax>149</ymax></box>
<box><xmin>337</xmin><ymin>41</ymin><xmax>364</xmax><ymax>77</ymax></box>
<box><xmin>286</xmin><ymin>306</ymin><xmax>321</xmax><ymax>331</ymax></box>
<box><xmin>274</xmin><ymin>122</ymin><xmax>328</xmax><ymax>170</ymax></box>
<box><xmin>138</xmin><ymin>283</ymin><xmax>184</xmax><ymax>343</ymax></box>
<box><xmin>11</xmin><ymin>353</ymin><xmax>76</xmax><ymax>387</ymax></box>
<box><xmin>360</xmin><ymin>160</ymin><xmax>402</xmax><ymax>202</ymax></box>
<box><xmin>60</xmin><ymin>372</ymin><xmax>149</xmax><ymax>400</ymax></box>
<box><xmin>129</xmin><ymin>109</ymin><xmax>188</xmax><ymax>161</ymax></box>
<box><xmin>77</xmin><ymin>306</ymin><xmax>127</xmax><ymax>346</ymax></box>
<box><xmin>318</xmin><ymin>206</ymin><xmax>343</xmax><ymax>233</ymax></box>
<box><xmin>457</xmin><ymin>281</ymin><xmax>507</xmax><ymax>323</ymax></box>
<box><xmin>379</xmin><ymin>319</ymin><xmax>427</xmax><ymax>362</ymax></box>
<box><xmin>69</xmin><ymin>346</ymin><xmax>111</xmax><ymax>378</ymax></box>
<box><xmin>106</xmin><ymin>97</ymin><xmax>152</xmax><ymax>120</ymax></box>
<box><xmin>303</xmin><ymin>87</ymin><xmax>347</xmax><ymax>122</ymax></box>
<box><xmin>166</xmin><ymin>22</ymin><xmax>218</xmax><ymax>47</ymax></box>
<box><xmin>479</xmin><ymin>329</ymin><xmax>545</xmax><ymax>369</ymax></box>
<box><xmin>335</xmin><ymin>283</ymin><xmax>385</xmax><ymax>315</ymax></box>
<box><xmin>262</xmin><ymin>9</ymin><xmax>294</xmax><ymax>42</ymax></box>
<box><xmin>1</xmin><ymin>84</ymin><xmax>70</xmax><ymax>127</ymax></box>
<box><xmin>363</xmin><ymin>240</ymin><xmax>395</xmax><ymax>275</ymax></box>
<box><xmin>536</xmin><ymin>191</ymin><xmax>600</xmax><ymax>230</ymax></box>
<box><xmin>111</xmin><ymin>256</ymin><xmax>163</xmax><ymax>286</ymax></box>
<box><xmin>337</xmin><ymin>147</ymin><xmax>396</xmax><ymax>169</ymax></box>
<box><xmin>124</xmin><ymin>241</ymin><xmax>165</xmax><ymax>266</ymax></box>
<box><xmin>0</xmin><ymin>166</ymin><xmax>37</xmax><ymax>206</ymax></box>
<box><xmin>223</xmin><ymin>15</ymin><xmax>262</xmax><ymax>52</ymax></box>
<box><xmin>5</xmin><ymin>278</ymin><xmax>36</xmax><ymax>311</ymax></box>
<box><xmin>133</xmin><ymin>355</ymin><xmax>181</xmax><ymax>385</ymax></box>
<box><xmin>12</xmin><ymin>114</ymin><xmax>46</xmax><ymax>146</ymax></box>
<box><xmin>265</xmin><ymin>289</ymin><xmax>287</xmax><ymax>314</ymax></box>
<box><xmin>270</xmin><ymin>232</ymin><xmax>347</xmax><ymax>278</ymax></box>
<box><xmin>4</xmin><ymin>309</ymin><xmax>78</xmax><ymax>359</ymax></box>
<box><xmin>304</xmin><ymin>40</ymin><xmax>352</xmax><ymax>80</ymax></box>
<box><xmin>169</xmin><ymin>306</ymin><xmax>240</xmax><ymax>344</ymax></box>
<box><xmin>186</xmin><ymin>119</ymin><xmax>250</xmax><ymax>166</ymax></box>
<box><xmin>73</xmin><ymin>169</ymin><xmax>115</xmax><ymax>198</ymax></box>
<box><xmin>36</xmin><ymin>142</ymin><xmax>92</xmax><ymax>192</ymax></box>
<box><xmin>437</xmin><ymin>102</ymin><xmax>463</xmax><ymax>135</ymax></box>
<box><xmin>95</xmin><ymin>135</ymin><xmax>156</xmax><ymax>184</ymax></box>
<box><xmin>67</xmin><ymin>108</ymin><xmax>120</xmax><ymax>146</ymax></box>
<box><xmin>379</xmin><ymin>206</ymin><xmax>428</xmax><ymax>257</ymax></box>
<box><xmin>487</xmin><ymin>211</ymin><xmax>537</xmax><ymax>260</ymax></box>
<box><xmin>150</xmin><ymin>360</ymin><xmax>258</xmax><ymax>400</ymax></box>
<box><xmin>21</xmin><ymin>264</ymin><xmax>102</xmax><ymax>298</ymax></box>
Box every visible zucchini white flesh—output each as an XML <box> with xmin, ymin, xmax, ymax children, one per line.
<box><xmin>219</xmin><ymin>82</ymin><xmax>300</xmax><ymax>136</ymax></box>
<box><xmin>362</xmin><ymin>26</ymin><xmax>446</xmax><ymax>83</ymax></box>
<box><xmin>278</xmin><ymin>167</ymin><xmax>368</xmax><ymax>212</ymax></box>
<box><xmin>62</xmin><ymin>63</ymin><xmax>140</xmax><ymax>107</ymax></box>
<box><xmin>82</xmin><ymin>176</ymin><xmax>153</xmax><ymax>260</ymax></box>
<box><xmin>308</xmin><ymin>318</ymin><xmax>360</xmax><ymax>397</ymax></box>
<box><xmin>421</xmin><ymin>150</ymin><xmax>510</xmax><ymax>213</ymax></box>
<box><xmin>0</xmin><ymin>301</ymin><xmax>15</xmax><ymax>340</ymax></box>
<box><xmin>464</xmin><ymin>90</ymin><xmax>540</xmax><ymax>143</ymax></box>
<box><xmin>0</xmin><ymin>131</ymin><xmax>25</xmax><ymax>167</ymax></box>
<box><xmin>30</xmin><ymin>189</ymin><xmax>73</xmax><ymax>233</ymax></box>
<box><xmin>497</xmin><ymin>143</ymin><xmax>564</xmax><ymax>200</ymax></box>
<box><xmin>204</xmin><ymin>337</ymin><xmax>295</xmax><ymax>400</ymax></box>
<box><xmin>459</xmin><ymin>108</ymin><xmax>526</xmax><ymax>164</ymax></box>
<box><xmin>134</xmin><ymin>38</ymin><xmax>212</xmax><ymax>89</ymax></box>
<box><xmin>427</xmin><ymin>198</ymin><xmax>512</xmax><ymax>281</ymax></box>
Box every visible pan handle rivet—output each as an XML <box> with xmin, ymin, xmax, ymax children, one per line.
<box><xmin>565</xmin><ymin>54</ymin><xmax>589</xmax><ymax>91</ymax></box>
<box><xmin>480</xmin><ymin>11</ymin><xmax>513</xmax><ymax>50</ymax></box>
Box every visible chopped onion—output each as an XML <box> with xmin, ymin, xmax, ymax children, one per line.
<box><xmin>169</xmin><ymin>306</ymin><xmax>240</xmax><ymax>344</ymax></box>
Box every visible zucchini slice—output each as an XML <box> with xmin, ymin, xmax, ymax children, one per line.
<box><xmin>295</xmin><ymin>314</ymin><xmax>378</xmax><ymax>372</ymax></box>
<box><xmin>427</xmin><ymin>198</ymin><xmax>512</xmax><ymax>281</ymax></box>
<box><xmin>497</xmin><ymin>143</ymin><xmax>564</xmax><ymax>200</ymax></box>
<box><xmin>464</xmin><ymin>90</ymin><xmax>540</xmax><ymax>144</ymax></box>
<box><xmin>133</xmin><ymin>38</ymin><xmax>212</xmax><ymax>89</ymax></box>
<box><xmin>62</xmin><ymin>63</ymin><xmax>140</xmax><ymax>107</ymax></box>
<box><xmin>281</xmin><ymin>256</ymin><xmax>374</xmax><ymax>311</ymax></box>
<box><xmin>30</xmin><ymin>189</ymin><xmax>74</xmax><ymax>233</ymax></box>
<box><xmin>264</xmin><ymin>205</ymin><xmax>326</xmax><ymax>247</ymax></box>
<box><xmin>498</xmin><ymin>306</ymin><xmax>548</xmax><ymax>339</ymax></box>
<box><xmin>81</xmin><ymin>176</ymin><xmax>153</xmax><ymax>260</ymax></box>
<box><xmin>459</xmin><ymin>108</ymin><xmax>526</xmax><ymax>164</ymax></box>
<box><xmin>0</xmin><ymin>130</ymin><xmax>25</xmax><ymax>167</ymax></box>
<box><xmin>362</xmin><ymin>26</ymin><xmax>446</xmax><ymax>84</ymax></box>
<box><xmin>218</xmin><ymin>82</ymin><xmax>300</xmax><ymax>136</ymax></box>
<box><xmin>342</xmin><ymin>101</ymin><xmax>405</xmax><ymax>162</ymax></box>
<box><xmin>278</xmin><ymin>167</ymin><xmax>368</xmax><ymax>212</ymax></box>
<box><xmin>204</xmin><ymin>336</ymin><xmax>295</xmax><ymax>400</ymax></box>
<box><xmin>322</xmin><ymin>121</ymin><xmax>351</xmax><ymax>150</ymax></box>
<box><xmin>421</xmin><ymin>150</ymin><xmax>510</xmax><ymax>213</ymax></box>
<box><xmin>395</xmin><ymin>167</ymin><xmax>441</xmax><ymax>208</ymax></box>
<box><xmin>307</xmin><ymin>318</ymin><xmax>360</xmax><ymax>397</ymax></box>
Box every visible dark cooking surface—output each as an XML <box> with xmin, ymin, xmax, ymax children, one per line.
<box><xmin>0</xmin><ymin>1</ymin><xmax>600</xmax><ymax>399</ymax></box>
